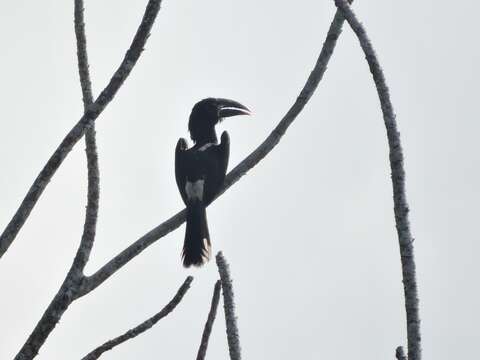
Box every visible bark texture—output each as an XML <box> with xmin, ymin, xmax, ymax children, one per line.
<box><xmin>396</xmin><ymin>346</ymin><xmax>407</xmax><ymax>360</ymax></box>
<box><xmin>335</xmin><ymin>1</ymin><xmax>421</xmax><ymax>359</ymax></box>
<box><xmin>73</xmin><ymin>0</ymin><xmax>100</xmax><ymax>277</ymax></box>
<box><xmin>216</xmin><ymin>252</ymin><xmax>241</xmax><ymax>360</ymax></box>
<box><xmin>196</xmin><ymin>280</ymin><xmax>222</xmax><ymax>360</ymax></box>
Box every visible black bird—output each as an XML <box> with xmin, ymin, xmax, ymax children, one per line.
<box><xmin>175</xmin><ymin>98</ymin><xmax>250</xmax><ymax>267</ymax></box>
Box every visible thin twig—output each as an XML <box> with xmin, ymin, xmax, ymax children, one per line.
<box><xmin>78</xmin><ymin>6</ymin><xmax>351</xmax><ymax>297</ymax></box>
<box><xmin>216</xmin><ymin>252</ymin><xmax>241</xmax><ymax>360</ymax></box>
<box><xmin>0</xmin><ymin>0</ymin><xmax>163</xmax><ymax>259</ymax></box>
<box><xmin>13</xmin><ymin>2</ymin><xmax>164</xmax><ymax>359</ymax></box>
<box><xmin>81</xmin><ymin>277</ymin><xmax>193</xmax><ymax>360</ymax></box>
<box><xmin>396</xmin><ymin>346</ymin><xmax>407</xmax><ymax>360</ymax></box>
<box><xmin>334</xmin><ymin>1</ymin><xmax>421</xmax><ymax>359</ymax></box>
<box><xmin>196</xmin><ymin>280</ymin><xmax>222</xmax><ymax>360</ymax></box>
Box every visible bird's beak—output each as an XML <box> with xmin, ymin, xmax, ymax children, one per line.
<box><xmin>216</xmin><ymin>98</ymin><xmax>251</xmax><ymax>118</ymax></box>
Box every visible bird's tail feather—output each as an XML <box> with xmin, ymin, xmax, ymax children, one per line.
<box><xmin>182</xmin><ymin>201</ymin><xmax>211</xmax><ymax>267</ymax></box>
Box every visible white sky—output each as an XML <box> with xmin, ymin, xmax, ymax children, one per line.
<box><xmin>1</xmin><ymin>0</ymin><xmax>479</xmax><ymax>359</ymax></box>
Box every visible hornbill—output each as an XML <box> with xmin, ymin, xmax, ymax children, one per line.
<box><xmin>175</xmin><ymin>98</ymin><xmax>250</xmax><ymax>267</ymax></box>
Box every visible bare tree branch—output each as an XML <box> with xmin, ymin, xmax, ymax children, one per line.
<box><xmin>216</xmin><ymin>252</ymin><xmax>241</xmax><ymax>360</ymax></box>
<box><xmin>13</xmin><ymin>2</ymin><xmax>164</xmax><ymax>359</ymax></box>
<box><xmin>75</xmin><ymin>0</ymin><xmax>94</xmax><ymax>108</ymax></box>
<box><xmin>196</xmin><ymin>280</ymin><xmax>222</xmax><ymax>360</ymax></box>
<box><xmin>14</xmin><ymin>273</ymin><xmax>82</xmax><ymax>360</ymax></box>
<box><xmin>396</xmin><ymin>346</ymin><xmax>407</xmax><ymax>360</ymax></box>
<box><xmin>73</xmin><ymin>0</ymin><xmax>99</xmax><ymax>276</ymax></box>
<box><xmin>0</xmin><ymin>0</ymin><xmax>164</xmax><ymax>259</ymax></box>
<box><xmin>334</xmin><ymin>1</ymin><xmax>421</xmax><ymax>359</ymax></box>
<box><xmin>78</xmin><ymin>6</ymin><xmax>352</xmax><ymax>297</ymax></box>
<box><xmin>81</xmin><ymin>276</ymin><xmax>193</xmax><ymax>360</ymax></box>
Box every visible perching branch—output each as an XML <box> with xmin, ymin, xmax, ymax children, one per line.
<box><xmin>0</xmin><ymin>0</ymin><xmax>163</xmax><ymax>259</ymax></box>
<box><xmin>78</xmin><ymin>5</ymin><xmax>352</xmax><ymax>297</ymax></box>
<box><xmin>216</xmin><ymin>252</ymin><xmax>241</xmax><ymax>360</ymax></box>
<box><xmin>334</xmin><ymin>1</ymin><xmax>421</xmax><ymax>359</ymax></box>
<box><xmin>81</xmin><ymin>276</ymin><xmax>193</xmax><ymax>360</ymax></box>
<box><xmin>13</xmin><ymin>2</ymin><xmax>164</xmax><ymax>359</ymax></box>
<box><xmin>196</xmin><ymin>280</ymin><xmax>222</xmax><ymax>360</ymax></box>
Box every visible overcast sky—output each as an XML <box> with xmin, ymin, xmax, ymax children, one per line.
<box><xmin>1</xmin><ymin>0</ymin><xmax>479</xmax><ymax>359</ymax></box>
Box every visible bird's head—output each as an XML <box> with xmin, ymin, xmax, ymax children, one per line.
<box><xmin>188</xmin><ymin>97</ymin><xmax>250</xmax><ymax>144</ymax></box>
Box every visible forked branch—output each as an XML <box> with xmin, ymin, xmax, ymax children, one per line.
<box><xmin>13</xmin><ymin>1</ymin><xmax>164</xmax><ymax>359</ymax></box>
<box><xmin>334</xmin><ymin>1</ymin><xmax>421</xmax><ymax>359</ymax></box>
<box><xmin>0</xmin><ymin>0</ymin><xmax>164</xmax><ymax>258</ymax></box>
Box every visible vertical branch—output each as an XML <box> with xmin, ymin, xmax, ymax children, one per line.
<box><xmin>334</xmin><ymin>1</ymin><xmax>421</xmax><ymax>359</ymax></box>
<box><xmin>196</xmin><ymin>280</ymin><xmax>222</xmax><ymax>360</ymax></box>
<box><xmin>216</xmin><ymin>252</ymin><xmax>241</xmax><ymax>360</ymax></box>
<box><xmin>73</xmin><ymin>0</ymin><xmax>99</xmax><ymax>274</ymax></box>
<box><xmin>75</xmin><ymin>0</ymin><xmax>94</xmax><ymax>108</ymax></box>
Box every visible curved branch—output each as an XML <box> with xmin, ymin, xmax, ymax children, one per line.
<box><xmin>334</xmin><ymin>1</ymin><xmax>421</xmax><ymax>359</ymax></box>
<box><xmin>196</xmin><ymin>280</ymin><xmax>222</xmax><ymax>360</ymax></box>
<box><xmin>14</xmin><ymin>272</ymin><xmax>83</xmax><ymax>360</ymax></box>
<box><xmin>0</xmin><ymin>0</ymin><xmax>164</xmax><ymax>259</ymax></box>
<box><xmin>79</xmin><ymin>6</ymin><xmax>351</xmax><ymax>297</ymax></box>
<box><xmin>216</xmin><ymin>252</ymin><xmax>241</xmax><ymax>360</ymax></box>
<box><xmin>81</xmin><ymin>277</ymin><xmax>193</xmax><ymax>360</ymax></box>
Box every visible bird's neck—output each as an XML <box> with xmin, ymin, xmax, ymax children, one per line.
<box><xmin>194</xmin><ymin>128</ymin><xmax>218</xmax><ymax>147</ymax></box>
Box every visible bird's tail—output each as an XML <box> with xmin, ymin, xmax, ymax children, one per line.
<box><xmin>182</xmin><ymin>201</ymin><xmax>211</xmax><ymax>267</ymax></box>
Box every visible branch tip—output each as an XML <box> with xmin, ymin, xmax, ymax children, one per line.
<box><xmin>216</xmin><ymin>252</ymin><xmax>241</xmax><ymax>360</ymax></box>
<box><xmin>196</xmin><ymin>280</ymin><xmax>222</xmax><ymax>360</ymax></box>
<box><xmin>396</xmin><ymin>346</ymin><xmax>407</xmax><ymax>360</ymax></box>
<box><xmin>82</xmin><ymin>276</ymin><xmax>193</xmax><ymax>360</ymax></box>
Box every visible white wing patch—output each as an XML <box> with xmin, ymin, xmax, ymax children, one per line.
<box><xmin>185</xmin><ymin>179</ymin><xmax>205</xmax><ymax>201</ymax></box>
<box><xmin>198</xmin><ymin>142</ymin><xmax>215</xmax><ymax>151</ymax></box>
